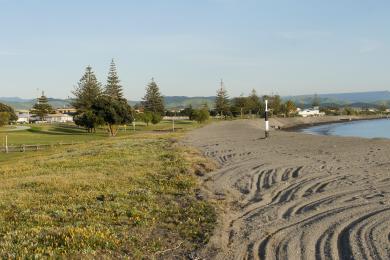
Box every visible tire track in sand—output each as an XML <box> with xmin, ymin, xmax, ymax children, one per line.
<box><xmin>183</xmin><ymin>120</ymin><xmax>390</xmax><ymax>260</ymax></box>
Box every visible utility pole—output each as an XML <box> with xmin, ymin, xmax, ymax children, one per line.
<box><xmin>265</xmin><ymin>100</ymin><xmax>269</xmax><ymax>138</ymax></box>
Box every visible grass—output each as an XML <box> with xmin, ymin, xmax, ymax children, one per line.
<box><xmin>0</xmin><ymin>121</ymin><xmax>217</xmax><ymax>258</ymax></box>
<box><xmin>0</xmin><ymin>120</ymin><xmax>198</xmax><ymax>147</ymax></box>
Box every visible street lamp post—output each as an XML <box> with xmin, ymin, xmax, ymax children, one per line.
<box><xmin>265</xmin><ymin>100</ymin><xmax>269</xmax><ymax>138</ymax></box>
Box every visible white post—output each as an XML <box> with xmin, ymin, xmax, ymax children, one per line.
<box><xmin>5</xmin><ymin>135</ymin><xmax>8</xmax><ymax>153</ymax></box>
<box><xmin>265</xmin><ymin>100</ymin><xmax>269</xmax><ymax>138</ymax></box>
<box><xmin>172</xmin><ymin>116</ymin><xmax>175</xmax><ymax>132</ymax></box>
<box><xmin>133</xmin><ymin>120</ymin><xmax>136</xmax><ymax>132</ymax></box>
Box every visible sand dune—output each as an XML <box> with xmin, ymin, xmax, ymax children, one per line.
<box><xmin>183</xmin><ymin>119</ymin><xmax>390</xmax><ymax>260</ymax></box>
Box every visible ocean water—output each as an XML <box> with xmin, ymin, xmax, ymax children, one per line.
<box><xmin>301</xmin><ymin>118</ymin><xmax>390</xmax><ymax>139</ymax></box>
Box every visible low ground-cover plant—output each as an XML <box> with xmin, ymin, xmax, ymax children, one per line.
<box><xmin>0</xmin><ymin>133</ymin><xmax>216</xmax><ymax>258</ymax></box>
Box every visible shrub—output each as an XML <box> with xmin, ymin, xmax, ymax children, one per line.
<box><xmin>0</xmin><ymin>112</ymin><xmax>10</xmax><ymax>126</ymax></box>
<box><xmin>139</xmin><ymin>112</ymin><xmax>153</xmax><ymax>126</ymax></box>
<box><xmin>151</xmin><ymin>113</ymin><xmax>162</xmax><ymax>125</ymax></box>
<box><xmin>193</xmin><ymin>109</ymin><xmax>210</xmax><ymax>123</ymax></box>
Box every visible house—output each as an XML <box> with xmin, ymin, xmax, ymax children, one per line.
<box><xmin>56</xmin><ymin>108</ymin><xmax>77</xmax><ymax>114</ymax></box>
<box><xmin>297</xmin><ymin>106</ymin><xmax>325</xmax><ymax>117</ymax></box>
<box><xmin>15</xmin><ymin>110</ymin><xmax>33</xmax><ymax>123</ymax></box>
<box><xmin>46</xmin><ymin>113</ymin><xmax>74</xmax><ymax>123</ymax></box>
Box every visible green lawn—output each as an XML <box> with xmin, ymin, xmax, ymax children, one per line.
<box><xmin>0</xmin><ymin>120</ymin><xmax>197</xmax><ymax>147</ymax></box>
<box><xmin>0</xmin><ymin>123</ymin><xmax>216</xmax><ymax>258</ymax></box>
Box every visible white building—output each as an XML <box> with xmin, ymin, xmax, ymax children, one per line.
<box><xmin>297</xmin><ymin>107</ymin><xmax>325</xmax><ymax>117</ymax></box>
<box><xmin>46</xmin><ymin>113</ymin><xmax>74</xmax><ymax>123</ymax></box>
<box><xmin>16</xmin><ymin>113</ymin><xmax>30</xmax><ymax>123</ymax></box>
<box><xmin>15</xmin><ymin>110</ymin><xmax>31</xmax><ymax>123</ymax></box>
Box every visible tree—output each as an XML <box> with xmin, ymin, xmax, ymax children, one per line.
<box><xmin>181</xmin><ymin>105</ymin><xmax>195</xmax><ymax>120</ymax></box>
<box><xmin>285</xmin><ymin>100</ymin><xmax>297</xmax><ymax>117</ymax></box>
<box><xmin>74</xmin><ymin>111</ymin><xmax>102</xmax><ymax>133</ymax></box>
<box><xmin>193</xmin><ymin>107</ymin><xmax>210</xmax><ymax>123</ymax></box>
<box><xmin>105</xmin><ymin>59</ymin><xmax>125</xmax><ymax>101</ymax></box>
<box><xmin>0</xmin><ymin>112</ymin><xmax>10</xmax><ymax>126</ymax></box>
<box><xmin>72</xmin><ymin>66</ymin><xmax>103</xmax><ymax>112</ymax></box>
<box><xmin>232</xmin><ymin>94</ymin><xmax>247</xmax><ymax>118</ymax></box>
<box><xmin>343</xmin><ymin>107</ymin><xmax>356</xmax><ymax>116</ymax></box>
<box><xmin>378</xmin><ymin>103</ymin><xmax>387</xmax><ymax>113</ymax></box>
<box><xmin>139</xmin><ymin>112</ymin><xmax>153</xmax><ymax>126</ymax></box>
<box><xmin>215</xmin><ymin>80</ymin><xmax>230</xmax><ymax>118</ymax></box>
<box><xmin>269</xmin><ymin>95</ymin><xmax>282</xmax><ymax>116</ymax></box>
<box><xmin>142</xmin><ymin>79</ymin><xmax>165</xmax><ymax>115</ymax></box>
<box><xmin>151</xmin><ymin>113</ymin><xmax>162</xmax><ymax>125</ymax></box>
<box><xmin>246</xmin><ymin>89</ymin><xmax>263</xmax><ymax>116</ymax></box>
<box><xmin>92</xmin><ymin>96</ymin><xmax>133</xmax><ymax>137</ymax></box>
<box><xmin>72</xmin><ymin>66</ymin><xmax>103</xmax><ymax>131</ymax></box>
<box><xmin>0</xmin><ymin>103</ymin><xmax>17</xmax><ymax>122</ymax></box>
<box><xmin>312</xmin><ymin>94</ymin><xmax>320</xmax><ymax>107</ymax></box>
<box><xmin>31</xmin><ymin>92</ymin><xmax>54</xmax><ymax>120</ymax></box>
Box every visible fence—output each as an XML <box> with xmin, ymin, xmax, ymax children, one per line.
<box><xmin>1</xmin><ymin>142</ymin><xmax>78</xmax><ymax>153</ymax></box>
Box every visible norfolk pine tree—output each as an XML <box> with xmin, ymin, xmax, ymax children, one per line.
<box><xmin>105</xmin><ymin>59</ymin><xmax>125</xmax><ymax>101</ymax></box>
<box><xmin>215</xmin><ymin>80</ymin><xmax>230</xmax><ymax>118</ymax></box>
<box><xmin>142</xmin><ymin>79</ymin><xmax>165</xmax><ymax>116</ymax></box>
<box><xmin>31</xmin><ymin>92</ymin><xmax>54</xmax><ymax>121</ymax></box>
<box><xmin>72</xmin><ymin>66</ymin><xmax>102</xmax><ymax>112</ymax></box>
<box><xmin>72</xmin><ymin>66</ymin><xmax>103</xmax><ymax>132</ymax></box>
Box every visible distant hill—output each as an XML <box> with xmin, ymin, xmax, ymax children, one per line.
<box><xmin>0</xmin><ymin>96</ymin><xmax>215</xmax><ymax>110</ymax></box>
<box><xmin>0</xmin><ymin>98</ymin><xmax>71</xmax><ymax>110</ymax></box>
<box><xmin>163</xmin><ymin>96</ymin><xmax>215</xmax><ymax>109</ymax></box>
<box><xmin>2</xmin><ymin>91</ymin><xmax>389</xmax><ymax>110</ymax></box>
<box><xmin>286</xmin><ymin>91</ymin><xmax>390</xmax><ymax>107</ymax></box>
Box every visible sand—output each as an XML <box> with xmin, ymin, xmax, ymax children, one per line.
<box><xmin>183</xmin><ymin>118</ymin><xmax>390</xmax><ymax>260</ymax></box>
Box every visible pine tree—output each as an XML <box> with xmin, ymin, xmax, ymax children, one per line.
<box><xmin>72</xmin><ymin>66</ymin><xmax>103</xmax><ymax>132</ymax></box>
<box><xmin>312</xmin><ymin>94</ymin><xmax>320</xmax><ymax>107</ymax></box>
<box><xmin>72</xmin><ymin>66</ymin><xmax>102</xmax><ymax>112</ymax></box>
<box><xmin>232</xmin><ymin>94</ymin><xmax>247</xmax><ymax>118</ymax></box>
<box><xmin>105</xmin><ymin>59</ymin><xmax>125</xmax><ymax>101</ymax></box>
<box><xmin>31</xmin><ymin>91</ymin><xmax>54</xmax><ymax>120</ymax></box>
<box><xmin>270</xmin><ymin>95</ymin><xmax>282</xmax><ymax>115</ymax></box>
<box><xmin>142</xmin><ymin>78</ymin><xmax>165</xmax><ymax>115</ymax></box>
<box><xmin>247</xmin><ymin>89</ymin><xmax>263</xmax><ymax>115</ymax></box>
<box><xmin>215</xmin><ymin>80</ymin><xmax>230</xmax><ymax>118</ymax></box>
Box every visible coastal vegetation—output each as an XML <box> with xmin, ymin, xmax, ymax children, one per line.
<box><xmin>0</xmin><ymin>130</ymin><xmax>216</xmax><ymax>258</ymax></box>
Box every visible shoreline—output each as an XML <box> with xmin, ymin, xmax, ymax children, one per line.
<box><xmin>271</xmin><ymin>115</ymin><xmax>388</xmax><ymax>132</ymax></box>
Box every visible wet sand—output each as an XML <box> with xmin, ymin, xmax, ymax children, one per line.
<box><xmin>183</xmin><ymin>119</ymin><xmax>390</xmax><ymax>260</ymax></box>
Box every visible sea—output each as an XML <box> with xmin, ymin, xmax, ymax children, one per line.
<box><xmin>301</xmin><ymin>118</ymin><xmax>390</xmax><ymax>139</ymax></box>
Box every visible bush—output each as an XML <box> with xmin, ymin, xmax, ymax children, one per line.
<box><xmin>151</xmin><ymin>113</ymin><xmax>162</xmax><ymax>125</ymax></box>
<box><xmin>139</xmin><ymin>112</ymin><xmax>153</xmax><ymax>126</ymax></box>
<box><xmin>0</xmin><ymin>112</ymin><xmax>10</xmax><ymax>126</ymax></box>
<box><xmin>193</xmin><ymin>109</ymin><xmax>210</xmax><ymax>123</ymax></box>
<box><xmin>0</xmin><ymin>103</ymin><xmax>17</xmax><ymax>122</ymax></box>
<box><xmin>74</xmin><ymin>110</ymin><xmax>103</xmax><ymax>133</ymax></box>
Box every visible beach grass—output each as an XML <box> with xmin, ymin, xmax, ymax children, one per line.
<box><xmin>0</xmin><ymin>122</ymin><xmax>216</xmax><ymax>258</ymax></box>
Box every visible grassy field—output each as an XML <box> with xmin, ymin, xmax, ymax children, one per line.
<box><xmin>0</xmin><ymin>120</ymin><xmax>197</xmax><ymax>147</ymax></box>
<box><xmin>0</xmin><ymin>121</ymin><xmax>217</xmax><ymax>258</ymax></box>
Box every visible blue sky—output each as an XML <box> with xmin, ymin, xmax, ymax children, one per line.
<box><xmin>0</xmin><ymin>0</ymin><xmax>389</xmax><ymax>99</ymax></box>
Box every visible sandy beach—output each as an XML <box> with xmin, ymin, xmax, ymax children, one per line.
<box><xmin>183</xmin><ymin>118</ymin><xmax>390</xmax><ymax>260</ymax></box>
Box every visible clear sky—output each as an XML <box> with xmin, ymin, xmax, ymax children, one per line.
<box><xmin>0</xmin><ymin>0</ymin><xmax>389</xmax><ymax>100</ymax></box>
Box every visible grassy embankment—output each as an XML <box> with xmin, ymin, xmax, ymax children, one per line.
<box><xmin>0</xmin><ymin>121</ymin><xmax>216</xmax><ymax>258</ymax></box>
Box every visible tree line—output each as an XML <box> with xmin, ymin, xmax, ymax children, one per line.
<box><xmin>71</xmin><ymin>60</ymin><xmax>166</xmax><ymax>136</ymax></box>
<box><xmin>211</xmin><ymin>83</ymin><xmax>297</xmax><ymax>119</ymax></box>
